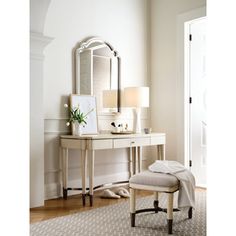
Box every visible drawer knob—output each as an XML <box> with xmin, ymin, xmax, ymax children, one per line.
<box><xmin>131</xmin><ymin>141</ymin><xmax>135</xmax><ymax>144</ymax></box>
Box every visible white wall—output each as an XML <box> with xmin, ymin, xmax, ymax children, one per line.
<box><xmin>150</xmin><ymin>0</ymin><xmax>206</xmax><ymax>163</ymax></box>
<box><xmin>30</xmin><ymin>0</ymin><xmax>51</xmax><ymax>33</ymax></box>
<box><xmin>43</xmin><ymin>0</ymin><xmax>150</xmax><ymax>199</ymax></box>
<box><xmin>30</xmin><ymin>0</ymin><xmax>52</xmax><ymax>208</ymax></box>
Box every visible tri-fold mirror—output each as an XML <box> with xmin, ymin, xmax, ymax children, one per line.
<box><xmin>75</xmin><ymin>37</ymin><xmax>121</xmax><ymax>114</ymax></box>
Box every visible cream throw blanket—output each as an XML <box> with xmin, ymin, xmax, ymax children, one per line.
<box><xmin>148</xmin><ymin>160</ymin><xmax>195</xmax><ymax>209</ymax></box>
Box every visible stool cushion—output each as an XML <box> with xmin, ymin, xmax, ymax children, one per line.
<box><xmin>129</xmin><ymin>170</ymin><xmax>179</xmax><ymax>187</ymax></box>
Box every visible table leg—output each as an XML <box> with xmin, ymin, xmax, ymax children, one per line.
<box><xmin>89</xmin><ymin>150</ymin><xmax>95</xmax><ymax>206</ymax></box>
<box><xmin>129</xmin><ymin>147</ymin><xmax>133</xmax><ymax>177</ymax></box>
<box><xmin>62</xmin><ymin>148</ymin><xmax>68</xmax><ymax>199</ymax></box>
<box><xmin>138</xmin><ymin>146</ymin><xmax>142</xmax><ymax>173</ymax></box>
<box><xmin>59</xmin><ymin>146</ymin><xmax>63</xmax><ymax>197</ymax></box>
<box><xmin>157</xmin><ymin>145</ymin><xmax>160</xmax><ymax>160</ymax></box>
<box><xmin>81</xmin><ymin>149</ymin><xmax>87</xmax><ymax>206</ymax></box>
<box><xmin>162</xmin><ymin>144</ymin><xmax>166</xmax><ymax>160</ymax></box>
<box><xmin>134</xmin><ymin>147</ymin><xmax>137</xmax><ymax>174</ymax></box>
<box><xmin>157</xmin><ymin>144</ymin><xmax>165</xmax><ymax>160</ymax></box>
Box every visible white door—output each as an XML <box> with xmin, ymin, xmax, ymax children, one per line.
<box><xmin>189</xmin><ymin>18</ymin><xmax>207</xmax><ymax>187</ymax></box>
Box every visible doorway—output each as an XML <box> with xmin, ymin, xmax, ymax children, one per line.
<box><xmin>185</xmin><ymin>17</ymin><xmax>207</xmax><ymax>187</ymax></box>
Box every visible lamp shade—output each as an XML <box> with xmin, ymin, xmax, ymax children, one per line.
<box><xmin>102</xmin><ymin>89</ymin><xmax>118</xmax><ymax>108</ymax></box>
<box><xmin>124</xmin><ymin>87</ymin><xmax>149</xmax><ymax>108</ymax></box>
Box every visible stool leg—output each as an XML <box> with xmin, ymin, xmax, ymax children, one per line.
<box><xmin>167</xmin><ymin>219</ymin><xmax>173</xmax><ymax>235</ymax></box>
<box><xmin>130</xmin><ymin>188</ymin><xmax>136</xmax><ymax>227</ymax></box>
<box><xmin>188</xmin><ymin>207</ymin><xmax>193</xmax><ymax>219</ymax></box>
<box><xmin>167</xmin><ymin>193</ymin><xmax>174</xmax><ymax>234</ymax></box>
<box><xmin>153</xmin><ymin>192</ymin><xmax>159</xmax><ymax>213</ymax></box>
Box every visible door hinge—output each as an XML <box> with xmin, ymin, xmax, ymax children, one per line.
<box><xmin>189</xmin><ymin>160</ymin><xmax>192</xmax><ymax>167</ymax></box>
<box><xmin>189</xmin><ymin>97</ymin><xmax>192</xmax><ymax>104</ymax></box>
<box><xmin>189</xmin><ymin>34</ymin><xmax>192</xmax><ymax>41</ymax></box>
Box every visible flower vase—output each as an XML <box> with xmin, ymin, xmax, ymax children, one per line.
<box><xmin>72</xmin><ymin>122</ymin><xmax>82</xmax><ymax>136</ymax></box>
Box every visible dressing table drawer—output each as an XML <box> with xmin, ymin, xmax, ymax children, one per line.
<box><xmin>61</xmin><ymin>139</ymin><xmax>86</xmax><ymax>149</ymax></box>
<box><xmin>88</xmin><ymin>139</ymin><xmax>113</xmax><ymax>150</ymax></box>
<box><xmin>151</xmin><ymin>136</ymin><xmax>165</xmax><ymax>145</ymax></box>
<box><xmin>113</xmin><ymin>137</ymin><xmax>150</xmax><ymax>148</ymax></box>
<box><xmin>133</xmin><ymin>137</ymin><xmax>150</xmax><ymax>146</ymax></box>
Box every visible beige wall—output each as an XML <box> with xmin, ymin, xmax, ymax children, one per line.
<box><xmin>150</xmin><ymin>0</ymin><xmax>206</xmax><ymax>163</ymax></box>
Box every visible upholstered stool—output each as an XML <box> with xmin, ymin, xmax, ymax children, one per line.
<box><xmin>129</xmin><ymin>170</ymin><xmax>193</xmax><ymax>234</ymax></box>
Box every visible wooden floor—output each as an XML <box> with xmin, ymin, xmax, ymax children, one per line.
<box><xmin>30</xmin><ymin>187</ymin><xmax>151</xmax><ymax>224</ymax></box>
<box><xmin>30</xmin><ymin>187</ymin><xmax>206</xmax><ymax>224</ymax></box>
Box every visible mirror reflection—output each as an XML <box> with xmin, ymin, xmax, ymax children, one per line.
<box><xmin>75</xmin><ymin>37</ymin><xmax>120</xmax><ymax>114</ymax></box>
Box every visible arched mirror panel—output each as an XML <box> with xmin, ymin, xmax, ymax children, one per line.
<box><xmin>75</xmin><ymin>37</ymin><xmax>120</xmax><ymax>114</ymax></box>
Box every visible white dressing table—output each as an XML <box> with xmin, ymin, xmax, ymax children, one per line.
<box><xmin>60</xmin><ymin>132</ymin><xmax>166</xmax><ymax>206</ymax></box>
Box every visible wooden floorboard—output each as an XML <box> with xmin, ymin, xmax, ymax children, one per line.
<box><xmin>30</xmin><ymin>187</ymin><xmax>205</xmax><ymax>224</ymax></box>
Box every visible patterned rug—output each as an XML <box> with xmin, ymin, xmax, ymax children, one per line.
<box><xmin>30</xmin><ymin>191</ymin><xmax>206</xmax><ymax>236</ymax></box>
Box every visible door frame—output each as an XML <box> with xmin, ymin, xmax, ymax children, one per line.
<box><xmin>176</xmin><ymin>7</ymin><xmax>206</xmax><ymax>168</ymax></box>
<box><xmin>184</xmin><ymin>17</ymin><xmax>206</xmax><ymax>173</ymax></box>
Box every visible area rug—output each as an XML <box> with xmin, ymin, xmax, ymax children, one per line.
<box><xmin>30</xmin><ymin>191</ymin><xmax>206</xmax><ymax>236</ymax></box>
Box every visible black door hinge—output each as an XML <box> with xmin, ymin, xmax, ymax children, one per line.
<box><xmin>189</xmin><ymin>160</ymin><xmax>192</xmax><ymax>167</ymax></box>
<box><xmin>189</xmin><ymin>34</ymin><xmax>192</xmax><ymax>41</ymax></box>
<box><xmin>189</xmin><ymin>97</ymin><xmax>192</xmax><ymax>104</ymax></box>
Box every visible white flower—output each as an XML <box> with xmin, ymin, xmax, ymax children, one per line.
<box><xmin>64</xmin><ymin>104</ymin><xmax>68</xmax><ymax>108</ymax></box>
<box><xmin>66</xmin><ymin>122</ymin><xmax>70</xmax><ymax>126</ymax></box>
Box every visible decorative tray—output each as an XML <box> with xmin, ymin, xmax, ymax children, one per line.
<box><xmin>111</xmin><ymin>131</ymin><xmax>133</xmax><ymax>135</ymax></box>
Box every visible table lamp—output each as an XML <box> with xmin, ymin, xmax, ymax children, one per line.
<box><xmin>124</xmin><ymin>87</ymin><xmax>149</xmax><ymax>133</ymax></box>
<box><xmin>102</xmin><ymin>89</ymin><xmax>118</xmax><ymax>112</ymax></box>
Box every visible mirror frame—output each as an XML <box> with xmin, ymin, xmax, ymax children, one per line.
<box><xmin>75</xmin><ymin>37</ymin><xmax>121</xmax><ymax>113</ymax></box>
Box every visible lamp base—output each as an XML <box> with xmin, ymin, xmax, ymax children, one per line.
<box><xmin>134</xmin><ymin>108</ymin><xmax>141</xmax><ymax>133</ymax></box>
